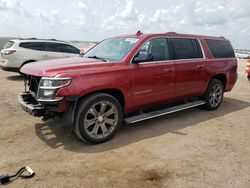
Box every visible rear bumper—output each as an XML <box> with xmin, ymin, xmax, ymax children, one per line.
<box><xmin>0</xmin><ymin>59</ymin><xmax>20</xmax><ymax>72</ymax></box>
<box><xmin>18</xmin><ymin>92</ymin><xmax>45</xmax><ymax>117</ymax></box>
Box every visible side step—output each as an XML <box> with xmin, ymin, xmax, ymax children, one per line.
<box><xmin>124</xmin><ymin>100</ymin><xmax>206</xmax><ymax>124</ymax></box>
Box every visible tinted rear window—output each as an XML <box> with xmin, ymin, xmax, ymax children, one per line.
<box><xmin>3</xmin><ymin>41</ymin><xmax>14</xmax><ymax>49</ymax></box>
<box><xmin>56</xmin><ymin>44</ymin><xmax>80</xmax><ymax>54</ymax></box>
<box><xmin>205</xmin><ymin>39</ymin><xmax>235</xmax><ymax>58</ymax></box>
<box><xmin>170</xmin><ymin>38</ymin><xmax>203</xmax><ymax>60</ymax></box>
<box><xmin>19</xmin><ymin>42</ymin><xmax>44</xmax><ymax>51</ymax></box>
<box><xmin>19</xmin><ymin>42</ymin><xmax>80</xmax><ymax>54</ymax></box>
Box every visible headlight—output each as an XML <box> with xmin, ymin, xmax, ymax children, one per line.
<box><xmin>37</xmin><ymin>77</ymin><xmax>71</xmax><ymax>102</ymax></box>
<box><xmin>40</xmin><ymin>78</ymin><xmax>71</xmax><ymax>89</ymax></box>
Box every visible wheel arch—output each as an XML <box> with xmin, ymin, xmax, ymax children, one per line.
<box><xmin>78</xmin><ymin>88</ymin><xmax>126</xmax><ymax>110</ymax></box>
<box><xmin>210</xmin><ymin>73</ymin><xmax>227</xmax><ymax>89</ymax></box>
<box><xmin>21</xmin><ymin>60</ymin><xmax>37</xmax><ymax>67</ymax></box>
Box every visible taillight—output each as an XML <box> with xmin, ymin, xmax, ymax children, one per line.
<box><xmin>4</xmin><ymin>50</ymin><xmax>16</xmax><ymax>55</ymax></box>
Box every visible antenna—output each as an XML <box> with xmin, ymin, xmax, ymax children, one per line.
<box><xmin>136</xmin><ymin>30</ymin><xmax>143</xmax><ymax>36</ymax></box>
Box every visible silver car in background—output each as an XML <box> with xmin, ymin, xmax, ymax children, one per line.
<box><xmin>0</xmin><ymin>38</ymin><xmax>81</xmax><ymax>73</ymax></box>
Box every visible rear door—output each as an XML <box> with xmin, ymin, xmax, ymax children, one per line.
<box><xmin>41</xmin><ymin>42</ymin><xmax>62</xmax><ymax>60</ymax></box>
<box><xmin>42</xmin><ymin>43</ymin><xmax>80</xmax><ymax>59</ymax></box>
<box><xmin>57</xmin><ymin>44</ymin><xmax>80</xmax><ymax>57</ymax></box>
<box><xmin>169</xmin><ymin>37</ymin><xmax>206</xmax><ymax>97</ymax></box>
<box><xmin>130</xmin><ymin>38</ymin><xmax>175</xmax><ymax>108</ymax></box>
<box><xmin>18</xmin><ymin>42</ymin><xmax>43</xmax><ymax>61</ymax></box>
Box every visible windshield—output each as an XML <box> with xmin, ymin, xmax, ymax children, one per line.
<box><xmin>84</xmin><ymin>37</ymin><xmax>140</xmax><ymax>62</ymax></box>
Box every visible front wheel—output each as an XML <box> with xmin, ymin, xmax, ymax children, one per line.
<box><xmin>202</xmin><ymin>79</ymin><xmax>224</xmax><ymax>110</ymax></box>
<box><xmin>74</xmin><ymin>93</ymin><xmax>123</xmax><ymax>144</ymax></box>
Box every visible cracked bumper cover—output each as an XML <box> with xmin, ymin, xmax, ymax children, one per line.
<box><xmin>18</xmin><ymin>92</ymin><xmax>45</xmax><ymax>117</ymax></box>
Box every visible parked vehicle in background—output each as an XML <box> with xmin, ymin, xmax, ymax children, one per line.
<box><xmin>246</xmin><ymin>59</ymin><xmax>250</xmax><ymax>81</ymax></box>
<box><xmin>18</xmin><ymin>32</ymin><xmax>238</xmax><ymax>144</ymax></box>
<box><xmin>0</xmin><ymin>38</ymin><xmax>81</xmax><ymax>73</ymax></box>
<box><xmin>235</xmin><ymin>52</ymin><xmax>249</xmax><ymax>59</ymax></box>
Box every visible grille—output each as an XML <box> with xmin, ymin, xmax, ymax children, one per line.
<box><xmin>26</xmin><ymin>75</ymin><xmax>41</xmax><ymax>95</ymax></box>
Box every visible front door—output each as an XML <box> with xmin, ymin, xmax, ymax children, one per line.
<box><xmin>130</xmin><ymin>38</ymin><xmax>175</xmax><ymax>109</ymax></box>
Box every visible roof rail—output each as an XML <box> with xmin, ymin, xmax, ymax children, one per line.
<box><xmin>219</xmin><ymin>36</ymin><xmax>225</xmax><ymax>39</ymax></box>
<box><xmin>166</xmin><ymin>32</ymin><xmax>177</xmax><ymax>34</ymax></box>
<box><xmin>17</xmin><ymin>38</ymin><xmax>67</xmax><ymax>42</ymax></box>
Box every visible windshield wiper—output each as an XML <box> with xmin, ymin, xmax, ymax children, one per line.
<box><xmin>86</xmin><ymin>55</ymin><xmax>107</xmax><ymax>62</ymax></box>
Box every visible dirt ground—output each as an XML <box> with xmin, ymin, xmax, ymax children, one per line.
<box><xmin>0</xmin><ymin>59</ymin><xmax>249</xmax><ymax>188</ymax></box>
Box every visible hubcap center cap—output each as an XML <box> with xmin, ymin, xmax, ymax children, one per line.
<box><xmin>97</xmin><ymin>116</ymin><xmax>104</xmax><ymax>123</ymax></box>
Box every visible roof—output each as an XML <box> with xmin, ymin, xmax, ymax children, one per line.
<box><xmin>10</xmin><ymin>38</ymin><xmax>69</xmax><ymax>44</ymax></box>
<box><xmin>116</xmin><ymin>31</ymin><xmax>228</xmax><ymax>41</ymax></box>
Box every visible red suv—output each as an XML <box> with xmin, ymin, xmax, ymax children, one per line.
<box><xmin>19</xmin><ymin>32</ymin><xmax>238</xmax><ymax>143</ymax></box>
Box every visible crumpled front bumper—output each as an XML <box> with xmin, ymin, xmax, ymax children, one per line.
<box><xmin>18</xmin><ymin>92</ymin><xmax>45</xmax><ymax>117</ymax></box>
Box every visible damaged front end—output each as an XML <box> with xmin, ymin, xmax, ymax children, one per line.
<box><xmin>18</xmin><ymin>75</ymin><xmax>72</xmax><ymax>119</ymax></box>
<box><xmin>18</xmin><ymin>92</ymin><xmax>45</xmax><ymax>117</ymax></box>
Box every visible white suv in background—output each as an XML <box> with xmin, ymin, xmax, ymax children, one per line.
<box><xmin>0</xmin><ymin>38</ymin><xmax>81</xmax><ymax>73</ymax></box>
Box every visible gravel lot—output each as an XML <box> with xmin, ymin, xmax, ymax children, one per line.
<box><xmin>0</xmin><ymin>59</ymin><xmax>249</xmax><ymax>188</ymax></box>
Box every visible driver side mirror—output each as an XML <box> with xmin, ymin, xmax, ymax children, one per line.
<box><xmin>133</xmin><ymin>53</ymin><xmax>153</xmax><ymax>63</ymax></box>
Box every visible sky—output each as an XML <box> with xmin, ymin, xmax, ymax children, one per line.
<box><xmin>0</xmin><ymin>0</ymin><xmax>250</xmax><ymax>49</ymax></box>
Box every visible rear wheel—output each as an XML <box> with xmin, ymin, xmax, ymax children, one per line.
<box><xmin>74</xmin><ymin>93</ymin><xmax>123</xmax><ymax>144</ymax></box>
<box><xmin>202</xmin><ymin>79</ymin><xmax>224</xmax><ymax>110</ymax></box>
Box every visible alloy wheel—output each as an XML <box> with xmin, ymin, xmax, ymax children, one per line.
<box><xmin>83</xmin><ymin>101</ymin><xmax>119</xmax><ymax>139</ymax></box>
<box><xmin>209</xmin><ymin>83</ymin><xmax>223</xmax><ymax>108</ymax></box>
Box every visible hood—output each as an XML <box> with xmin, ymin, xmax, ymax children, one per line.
<box><xmin>20</xmin><ymin>57</ymin><xmax>115</xmax><ymax>77</ymax></box>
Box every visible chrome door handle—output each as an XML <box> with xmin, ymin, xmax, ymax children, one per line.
<box><xmin>196</xmin><ymin>64</ymin><xmax>205</xmax><ymax>69</ymax></box>
<box><xmin>164</xmin><ymin>68</ymin><xmax>175</xmax><ymax>72</ymax></box>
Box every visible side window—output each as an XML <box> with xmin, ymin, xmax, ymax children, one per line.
<box><xmin>19</xmin><ymin>42</ymin><xmax>44</xmax><ymax>51</ymax></box>
<box><xmin>57</xmin><ymin>44</ymin><xmax>80</xmax><ymax>54</ymax></box>
<box><xmin>170</xmin><ymin>38</ymin><xmax>203</xmax><ymax>60</ymax></box>
<box><xmin>56</xmin><ymin>44</ymin><xmax>68</xmax><ymax>53</ymax></box>
<box><xmin>205</xmin><ymin>39</ymin><xmax>235</xmax><ymax>58</ymax></box>
<box><xmin>135</xmin><ymin>38</ymin><xmax>170</xmax><ymax>62</ymax></box>
<box><xmin>67</xmin><ymin>45</ymin><xmax>80</xmax><ymax>54</ymax></box>
<box><xmin>42</xmin><ymin>42</ymin><xmax>60</xmax><ymax>52</ymax></box>
<box><xmin>3</xmin><ymin>41</ymin><xmax>14</xmax><ymax>49</ymax></box>
<box><xmin>41</xmin><ymin>42</ymin><xmax>51</xmax><ymax>52</ymax></box>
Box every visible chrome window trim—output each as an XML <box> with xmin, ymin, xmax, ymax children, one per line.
<box><xmin>138</xmin><ymin>58</ymin><xmax>205</xmax><ymax>65</ymax></box>
<box><xmin>130</xmin><ymin>36</ymin><xmax>206</xmax><ymax>65</ymax></box>
<box><xmin>197</xmin><ymin>38</ymin><xmax>205</xmax><ymax>59</ymax></box>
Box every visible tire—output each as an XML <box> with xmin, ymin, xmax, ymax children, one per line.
<box><xmin>74</xmin><ymin>93</ymin><xmax>123</xmax><ymax>144</ymax></box>
<box><xmin>202</xmin><ymin>79</ymin><xmax>224</xmax><ymax>110</ymax></box>
<box><xmin>248</xmin><ymin>76</ymin><xmax>250</xmax><ymax>82</ymax></box>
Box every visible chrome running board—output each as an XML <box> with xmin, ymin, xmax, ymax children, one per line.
<box><xmin>124</xmin><ymin>100</ymin><xmax>206</xmax><ymax>124</ymax></box>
